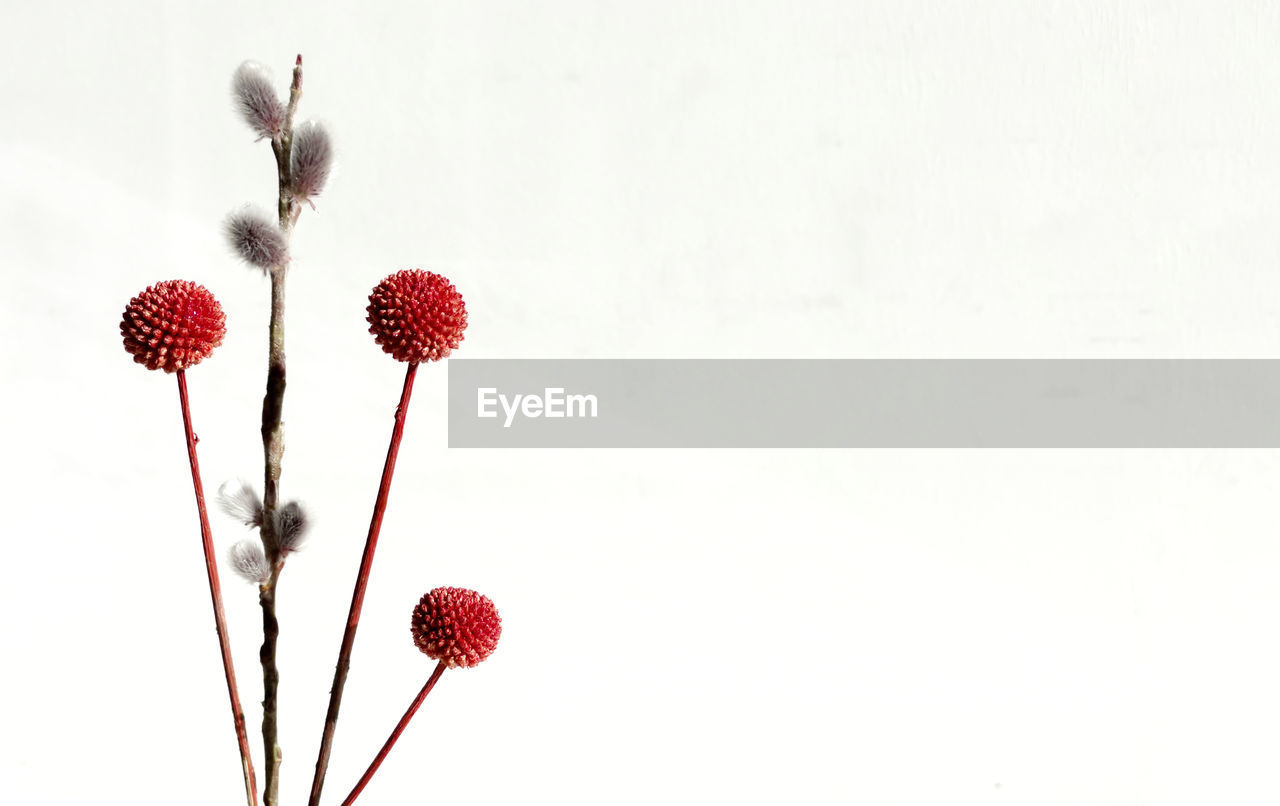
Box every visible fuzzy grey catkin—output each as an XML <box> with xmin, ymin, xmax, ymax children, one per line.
<box><xmin>225</xmin><ymin>209</ymin><xmax>289</xmax><ymax>271</ymax></box>
<box><xmin>217</xmin><ymin>479</ymin><xmax>264</xmax><ymax>527</ymax></box>
<box><xmin>232</xmin><ymin>61</ymin><xmax>285</xmax><ymax>140</ymax></box>
<box><xmin>289</xmin><ymin>121</ymin><xmax>333</xmax><ymax>201</ymax></box>
<box><xmin>275</xmin><ymin>500</ymin><xmax>311</xmax><ymax>552</ymax></box>
<box><xmin>229</xmin><ymin>540</ymin><xmax>271</xmax><ymax>585</ymax></box>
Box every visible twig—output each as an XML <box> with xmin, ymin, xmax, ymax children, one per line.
<box><xmin>177</xmin><ymin>370</ymin><xmax>260</xmax><ymax>806</ymax></box>
<box><xmin>258</xmin><ymin>53</ymin><xmax>305</xmax><ymax>806</ymax></box>
<box><xmin>308</xmin><ymin>362</ymin><xmax>421</xmax><ymax>806</ymax></box>
<box><xmin>340</xmin><ymin>661</ymin><xmax>447</xmax><ymax>806</ymax></box>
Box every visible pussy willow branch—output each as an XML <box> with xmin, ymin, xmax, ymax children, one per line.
<box><xmin>177</xmin><ymin>371</ymin><xmax>260</xmax><ymax>806</ymax></box>
<box><xmin>257</xmin><ymin>53</ymin><xmax>305</xmax><ymax>806</ymax></box>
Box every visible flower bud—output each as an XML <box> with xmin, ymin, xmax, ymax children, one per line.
<box><xmin>225</xmin><ymin>208</ymin><xmax>289</xmax><ymax>272</ymax></box>
<box><xmin>290</xmin><ymin>121</ymin><xmax>332</xmax><ymax>202</ymax></box>
<box><xmin>275</xmin><ymin>500</ymin><xmax>311</xmax><ymax>552</ymax></box>
<box><xmin>217</xmin><ymin>480</ymin><xmax>263</xmax><ymax>528</ymax></box>
<box><xmin>232</xmin><ymin>61</ymin><xmax>285</xmax><ymax>140</ymax></box>
<box><xmin>229</xmin><ymin>540</ymin><xmax>270</xmax><ymax>585</ymax></box>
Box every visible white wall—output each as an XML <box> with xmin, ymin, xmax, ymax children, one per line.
<box><xmin>4</xmin><ymin>2</ymin><xmax>1280</xmax><ymax>804</ymax></box>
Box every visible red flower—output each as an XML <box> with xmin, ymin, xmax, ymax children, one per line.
<box><xmin>411</xmin><ymin>587</ymin><xmax>501</xmax><ymax>668</ymax></box>
<box><xmin>367</xmin><ymin>270</ymin><xmax>467</xmax><ymax>363</ymax></box>
<box><xmin>120</xmin><ymin>280</ymin><xmax>227</xmax><ymax>372</ymax></box>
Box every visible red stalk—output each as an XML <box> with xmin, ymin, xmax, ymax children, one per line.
<box><xmin>308</xmin><ymin>361</ymin><xmax>420</xmax><ymax>806</ymax></box>
<box><xmin>340</xmin><ymin>661</ymin><xmax>447</xmax><ymax>805</ymax></box>
<box><xmin>177</xmin><ymin>370</ymin><xmax>260</xmax><ymax>806</ymax></box>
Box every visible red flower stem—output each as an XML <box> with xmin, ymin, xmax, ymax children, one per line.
<box><xmin>308</xmin><ymin>362</ymin><xmax>420</xmax><ymax>806</ymax></box>
<box><xmin>177</xmin><ymin>370</ymin><xmax>260</xmax><ymax>806</ymax></box>
<box><xmin>339</xmin><ymin>661</ymin><xmax>448</xmax><ymax>806</ymax></box>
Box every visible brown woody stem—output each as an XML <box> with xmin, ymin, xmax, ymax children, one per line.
<box><xmin>308</xmin><ymin>362</ymin><xmax>420</xmax><ymax>806</ymax></box>
<box><xmin>177</xmin><ymin>371</ymin><xmax>260</xmax><ymax>806</ymax></box>
<box><xmin>258</xmin><ymin>53</ymin><xmax>304</xmax><ymax>806</ymax></box>
<box><xmin>340</xmin><ymin>661</ymin><xmax>448</xmax><ymax>806</ymax></box>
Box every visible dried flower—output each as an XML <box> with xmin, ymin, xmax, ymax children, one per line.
<box><xmin>410</xmin><ymin>587</ymin><xmax>501</xmax><ymax>668</ymax></box>
<box><xmin>229</xmin><ymin>540</ymin><xmax>271</xmax><ymax>585</ymax></box>
<box><xmin>233</xmin><ymin>61</ymin><xmax>285</xmax><ymax>140</ymax></box>
<box><xmin>290</xmin><ymin>121</ymin><xmax>332</xmax><ymax>203</ymax></box>
<box><xmin>217</xmin><ymin>480</ymin><xmax>264</xmax><ymax>528</ymax></box>
<box><xmin>225</xmin><ymin>208</ymin><xmax>289</xmax><ymax>271</ymax></box>
<box><xmin>275</xmin><ymin>500</ymin><xmax>311</xmax><ymax>552</ymax></box>
<box><xmin>120</xmin><ymin>280</ymin><xmax>226</xmax><ymax>372</ymax></box>
<box><xmin>367</xmin><ymin>270</ymin><xmax>468</xmax><ymax>364</ymax></box>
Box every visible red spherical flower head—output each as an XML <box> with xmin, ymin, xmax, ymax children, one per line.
<box><xmin>411</xmin><ymin>587</ymin><xmax>501</xmax><ymax>668</ymax></box>
<box><xmin>120</xmin><ymin>280</ymin><xmax>227</xmax><ymax>372</ymax></box>
<box><xmin>367</xmin><ymin>270</ymin><xmax>467</xmax><ymax>363</ymax></box>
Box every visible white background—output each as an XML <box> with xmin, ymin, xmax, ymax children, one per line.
<box><xmin>4</xmin><ymin>1</ymin><xmax>1280</xmax><ymax>804</ymax></box>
